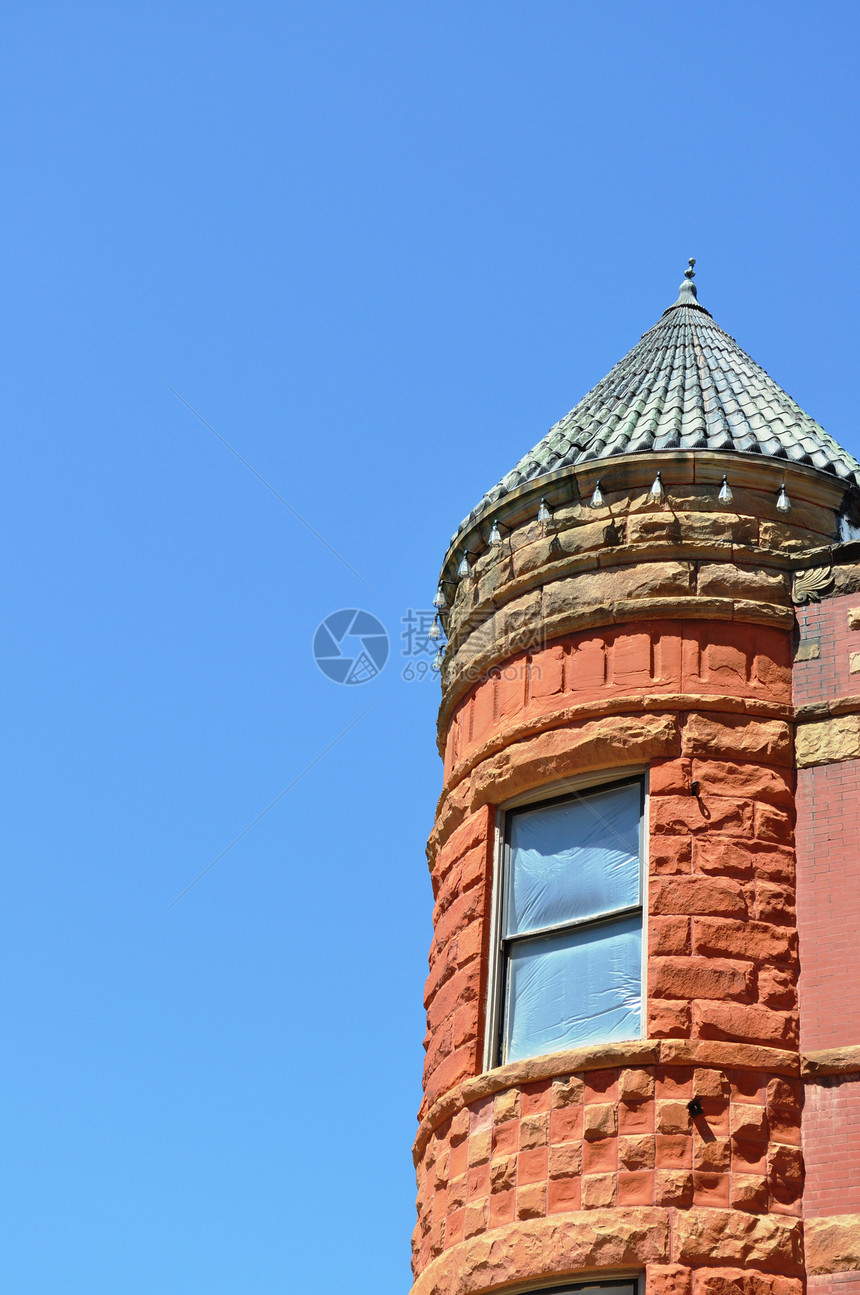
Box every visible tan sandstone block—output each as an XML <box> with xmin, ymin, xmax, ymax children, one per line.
<box><xmin>796</xmin><ymin>715</ymin><xmax>860</xmax><ymax>767</ymax></box>
<box><xmin>805</xmin><ymin>1213</ymin><xmax>860</xmax><ymax>1275</ymax></box>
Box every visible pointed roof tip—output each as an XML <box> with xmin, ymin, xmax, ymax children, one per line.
<box><xmin>663</xmin><ymin>255</ymin><xmax>712</xmax><ymax>317</ymax></box>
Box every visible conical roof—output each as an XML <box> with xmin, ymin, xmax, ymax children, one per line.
<box><xmin>458</xmin><ymin>262</ymin><xmax>860</xmax><ymax>536</ymax></box>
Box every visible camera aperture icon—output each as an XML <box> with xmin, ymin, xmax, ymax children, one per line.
<box><xmin>313</xmin><ymin>609</ymin><xmax>389</xmax><ymax>685</ymax></box>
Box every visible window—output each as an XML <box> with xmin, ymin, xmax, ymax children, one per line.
<box><xmin>537</xmin><ymin>1284</ymin><xmax>637</xmax><ymax>1295</ymax></box>
<box><xmin>493</xmin><ymin>777</ymin><xmax>644</xmax><ymax>1065</ymax></box>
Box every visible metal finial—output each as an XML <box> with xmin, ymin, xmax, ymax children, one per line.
<box><xmin>685</xmin><ymin>258</ymin><xmax>696</xmax><ymax>281</ymax></box>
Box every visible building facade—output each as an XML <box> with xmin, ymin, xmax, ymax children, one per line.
<box><xmin>412</xmin><ymin>266</ymin><xmax>860</xmax><ymax>1295</ymax></box>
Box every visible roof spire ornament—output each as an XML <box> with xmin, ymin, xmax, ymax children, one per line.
<box><xmin>676</xmin><ymin>257</ymin><xmax>698</xmax><ymax>303</ymax></box>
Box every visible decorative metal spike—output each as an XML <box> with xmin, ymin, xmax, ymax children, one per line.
<box><xmin>428</xmin><ymin>617</ymin><xmax>442</xmax><ymax>641</ymax></box>
<box><xmin>776</xmin><ymin>485</ymin><xmax>791</xmax><ymax>514</ymax></box>
<box><xmin>648</xmin><ymin>470</ymin><xmax>665</xmax><ymax>503</ymax></box>
<box><xmin>432</xmin><ymin>647</ymin><xmax>445</xmax><ymax>672</ymax></box>
<box><xmin>589</xmin><ymin>480</ymin><xmax>605</xmax><ymax>509</ymax></box>
<box><xmin>488</xmin><ymin>520</ymin><xmax>502</xmax><ymax>546</ymax></box>
<box><xmin>718</xmin><ymin>474</ymin><xmax>733</xmax><ymax>505</ymax></box>
<box><xmin>685</xmin><ymin>257</ymin><xmax>696</xmax><ymax>281</ymax></box>
<box><xmin>457</xmin><ymin>552</ymin><xmax>471</xmax><ymax>578</ymax></box>
<box><xmin>432</xmin><ymin>585</ymin><xmax>447</xmax><ymax>610</ymax></box>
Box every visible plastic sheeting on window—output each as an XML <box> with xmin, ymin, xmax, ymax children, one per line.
<box><xmin>504</xmin><ymin>913</ymin><xmax>641</xmax><ymax>1063</ymax></box>
<box><xmin>505</xmin><ymin>782</ymin><xmax>640</xmax><ymax>937</ymax></box>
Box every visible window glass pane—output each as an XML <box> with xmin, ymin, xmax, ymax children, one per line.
<box><xmin>506</xmin><ymin>783</ymin><xmax>640</xmax><ymax>936</ymax></box>
<box><xmin>504</xmin><ymin>914</ymin><xmax>641</xmax><ymax>1062</ymax></box>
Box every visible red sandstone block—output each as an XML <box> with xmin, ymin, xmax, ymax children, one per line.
<box><xmin>492</xmin><ymin>1119</ymin><xmax>518</xmax><ymax>1157</ymax></box>
<box><xmin>494</xmin><ymin>1089</ymin><xmax>519</xmax><ymax>1123</ymax></box>
<box><xmin>650</xmin><ymin>916</ymin><xmax>692</xmax><ymax>956</ymax></box>
<box><xmin>731</xmin><ymin>1103</ymin><xmax>768</xmax><ymax>1141</ymax></box>
<box><xmin>462</xmin><ymin>1198</ymin><xmax>487</xmax><ymax>1239</ymax></box>
<box><xmin>433</xmin><ymin>889</ymin><xmax>484</xmax><ymax>957</ymax></box>
<box><xmin>682</xmin><ymin>712</ymin><xmax>792</xmax><ymax>765</ymax></box>
<box><xmin>758</xmin><ymin>966</ymin><xmax>797</xmax><ymax>1010</ymax></box>
<box><xmin>458</xmin><ymin>844</ymin><xmax>489</xmax><ymax>893</ymax></box>
<box><xmin>581</xmin><ymin>1172</ymin><xmax>616</xmax><ymax>1208</ymax></box>
<box><xmin>516</xmin><ymin>1182</ymin><xmax>546</xmax><ymax>1220</ymax></box>
<box><xmin>655</xmin><ymin>1169</ymin><xmax>693</xmax><ymax>1206</ymax></box>
<box><xmin>489</xmin><ymin>1155</ymin><xmax>516</xmax><ymax>1193</ymax></box>
<box><xmin>755</xmin><ymin>802</ymin><xmax>793</xmax><ymax>844</ymax></box>
<box><xmin>657</xmin><ymin>1101</ymin><xmax>690</xmax><ymax>1135</ymax></box>
<box><xmin>487</xmin><ymin>1187</ymin><xmax>515</xmax><ymax>1228</ymax></box>
<box><xmin>650</xmin><ymin>759</ymin><xmax>692</xmax><ymax>796</ymax></box>
<box><xmin>426</xmin><ymin>962</ymin><xmax>481</xmax><ymax>1028</ymax></box>
<box><xmin>656</xmin><ymin>1066</ymin><xmax>694</xmax><ymax>1098</ymax></box>
<box><xmin>732</xmin><ymin>1138</ymin><xmax>768</xmax><ymax>1173</ymax></box>
<box><xmin>444</xmin><ymin>1206</ymin><xmax>465</xmax><ymax>1247</ymax></box>
<box><xmin>650</xmin><ymin>835</ymin><xmax>693</xmax><ymax>876</ymax></box>
<box><xmin>768</xmin><ymin>1142</ymin><xmax>803</xmax><ymax>1188</ymax></box>
<box><xmin>550</xmin><ymin>1105</ymin><xmax>583</xmax><ymax>1142</ymax></box>
<box><xmin>649</xmin><ymin>999</ymin><xmax>691</xmax><ymax>1038</ymax></box>
<box><xmin>619</xmin><ymin>1134</ymin><xmax>655</xmax><ymax>1169</ymax></box>
<box><xmin>619</xmin><ymin>1102</ymin><xmax>655</xmax><ymax>1136</ymax></box>
<box><xmin>693</xmin><ymin>1170</ymin><xmax>730</xmax><ymax>1207</ymax></box>
<box><xmin>517</xmin><ymin>1147</ymin><xmax>548</xmax><ymax>1184</ymax></box>
<box><xmin>692</xmin><ymin>1068</ymin><xmax>729</xmax><ymax>1100</ymax></box>
<box><xmin>519</xmin><ymin>1113</ymin><xmax>549</xmax><ymax>1149</ymax></box>
<box><xmin>423</xmin><ymin>1044</ymin><xmax>476</xmax><ymax>1109</ymax></box>
<box><xmin>647</xmin><ymin>1264</ymin><xmax>692</xmax><ymax>1295</ymax></box>
<box><xmin>652</xmin><ymin>795</ymin><xmax>753</xmax><ymax>838</ymax></box>
<box><xmin>650</xmin><ymin>954</ymin><xmax>755</xmax><ymax>1001</ymax></box>
<box><xmin>584</xmin><ymin>1069</ymin><xmax>619</xmax><ymax>1100</ymax></box>
<box><xmin>692</xmin><ymin>759</ymin><xmax>794</xmax><ymax>807</ymax></box>
<box><xmin>467</xmin><ymin>1162</ymin><xmax>490</xmax><ymax>1199</ymax></box>
<box><xmin>650</xmin><ymin>876</ymin><xmax>747</xmax><ymax>917</ymax></box>
<box><xmin>528</xmin><ymin>645</ymin><xmax>564</xmax><ymax>701</ymax></box>
<box><xmin>583</xmin><ymin>1103</ymin><xmax>617</xmax><ymax>1139</ymax></box>
<box><xmin>692</xmin><ymin>1135</ymin><xmax>730</xmax><ymax>1173</ymax></box>
<box><xmin>552</xmin><ymin>1075</ymin><xmax>584</xmax><ymax>1107</ymax></box>
<box><xmin>695</xmin><ymin>837</ymin><xmax>796</xmax><ymax>881</ymax></box>
<box><xmin>730</xmin><ymin>1173</ymin><xmax>768</xmax><ymax>1213</ymax></box>
<box><xmin>693</xmin><ymin>917</ymin><xmax>797</xmax><ymax>963</ymax></box>
<box><xmin>547</xmin><ymin>1175</ymin><xmax>581</xmax><ymax>1213</ymax></box>
<box><xmin>449</xmin><ymin>1143</ymin><xmax>468</xmax><ymax>1180</ymax></box>
<box><xmin>434</xmin><ymin>807</ymin><xmax>491</xmax><ymax>881</ymax></box>
<box><xmin>656</xmin><ymin>1133</ymin><xmax>691</xmax><ymax>1168</ymax></box>
<box><xmin>619</xmin><ymin>1068</ymin><xmax>656</xmax><ymax>1103</ymax></box>
<box><xmin>730</xmin><ymin>1069</ymin><xmax>766</xmax><ymax>1102</ymax></box>
<box><xmin>694</xmin><ymin>1001</ymin><xmax>798</xmax><ymax>1048</ymax></box>
<box><xmin>583</xmin><ymin>1137</ymin><xmax>618</xmax><ymax>1174</ymax></box>
<box><xmin>617</xmin><ymin>1169</ymin><xmax>655</xmax><ymax>1205</ymax></box>
<box><xmin>519</xmin><ymin>1081</ymin><xmax>552</xmax><ymax>1115</ymax></box>
<box><xmin>548</xmin><ymin>1141</ymin><xmax>582</xmax><ymax>1179</ymax></box>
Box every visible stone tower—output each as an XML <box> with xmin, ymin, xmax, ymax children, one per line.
<box><xmin>412</xmin><ymin>264</ymin><xmax>860</xmax><ymax>1295</ymax></box>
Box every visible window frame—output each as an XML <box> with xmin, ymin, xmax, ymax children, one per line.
<box><xmin>484</xmin><ymin>769</ymin><xmax>649</xmax><ymax>1071</ymax></box>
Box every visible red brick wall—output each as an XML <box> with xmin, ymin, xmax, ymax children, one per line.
<box><xmin>803</xmin><ymin>1072</ymin><xmax>860</xmax><ymax>1217</ymax></box>
<box><xmin>795</xmin><ymin>592</ymin><xmax>860</xmax><ymax>708</ymax></box>
<box><xmin>795</xmin><ymin>759</ymin><xmax>860</xmax><ymax>1052</ymax></box>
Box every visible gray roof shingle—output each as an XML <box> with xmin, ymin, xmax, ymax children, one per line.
<box><xmin>456</xmin><ymin>271</ymin><xmax>860</xmax><ymax>538</ymax></box>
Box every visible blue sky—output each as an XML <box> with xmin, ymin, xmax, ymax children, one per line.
<box><xmin>1</xmin><ymin>3</ymin><xmax>858</xmax><ymax>1291</ymax></box>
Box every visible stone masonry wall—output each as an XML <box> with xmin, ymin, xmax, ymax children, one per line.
<box><xmin>415</xmin><ymin>616</ymin><xmax>801</xmax><ymax>1295</ymax></box>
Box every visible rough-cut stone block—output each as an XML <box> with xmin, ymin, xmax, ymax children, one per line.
<box><xmin>619</xmin><ymin>1068</ymin><xmax>656</xmax><ymax>1103</ymax></box>
<box><xmin>655</xmin><ymin>1169</ymin><xmax>693</xmax><ymax>1206</ymax></box>
<box><xmin>693</xmin><ymin>917</ymin><xmax>797</xmax><ymax>964</ymax></box>
<box><xmin>650</xmin><ymin>877</ymin><xmax>748</xmax><ymax>917</ymax></box>
<box><xmin>805</xmin><ymin>1213</ymin><xmax>860</xmax><ymax>1275</ymax></box>
<box><xmin>651</xmin><ymin>956</ymin><xmax>755</xmax><ymax>1002</ymax></box>
<box><xmin>583</xmin><ymin>1103</ymin><xmax>617</xmax><ymax>1140</ymax></box>
<box><xmin>673</xmin><ymin>1208</ymin><xmax>803</xmax><ymax>1272</ymax></box>
<box><xmin>796</xmin><ymin>715</ymin><xmax>860</xmax><ymax>767</ymax></box>
<box><xmin>647</xmin><ymin>1262</ymin><xmax>693</xmax><ymax>1295</ymax></box>
<box><xmin>548</xmin><ymin>1142</ymin><xmax>582</xmax><ymax>1179</ymax></box>
<box><xmin>650</xmin><ymin>999</ymin><xmax>692</xmax><ymax>1038</ymax></box>
<box><xmin>682</xmin><ymin>714</ymin><xmax>793</xmax><ymax>766</ymax></box>
<box><xmin>581</xmin><ymin>1173</ymin><xmax>616</xmax><ymax>1208</ymax></box>
<box><xmin>619</xmin><ymin>1134</ymin><xmax>656</xmax><ymax>1169</ymax></box>
<box><xmin>694</xmin><ymin>1001</ymin><xmax>798</xmax><ymax>1048</ymax></box>
<box><xmin>518</xmin><ymin>1113</ymin><xmax>549</xmax><ymax>1149</ymax></box>
<box><xmin>651</xmin><ymin>796</ymin><xmax>754</xmax><ymax>838</ymax></box>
